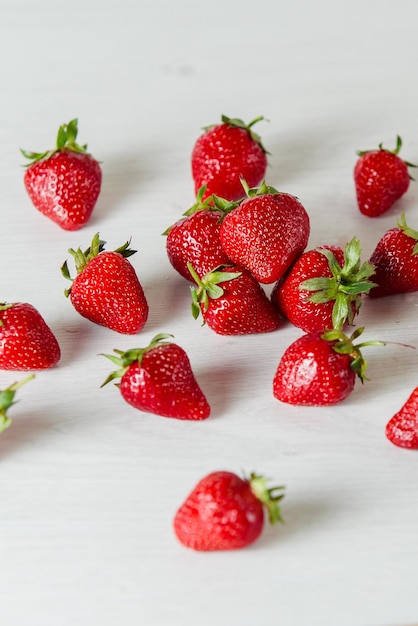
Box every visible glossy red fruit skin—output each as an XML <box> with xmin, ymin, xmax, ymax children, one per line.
<box><xmin>166</xmin><ymin>210</ymin><xmax>231</xmax><ymax>281</ymax></box>
<box><xmin>272</xmin><ymin>246</ymin><xmax>352</xmax><ymax>332</ymax></box>
<box><xmin>24</xmin><ymin>151</ymin><xmax>102</xmax><ymax>230</ymax></box>
<box><xmin>368</xmin><ymin>227</ymin><xmax>418</xmax><ymax>297</ymax></box>
<box><xmin>119</xmin><ymin>343</ymin><xmax>210</xmax><ymax>420</ymax></box>
<box><xmin>220</xmin><ymin>193</ymin><xmax>310</xmax><ymax>284</ymax></box>
<box><xmin>173</xmin><ymin>471</ymin><xmax>264</xmax><ymax>550</ymax></box>
<box><xmin>386</xmin><ymin>387</ymin><xmax>418</xmax><ymax>449</ymax></box>
<box><xmin>200</xmin><ymin>266</ymin><xmax>282</xmax><ymax>335</ymax></box>
<box><xmin>273</xmin><ymin>331</ymin><xmax>355</xmax><ymax>406</ymax></box>
<box><xmin>69</xmin><ymin>252</ymin><xmax>148</xmax><ymax>334</ymax></box>
<box><xmin>191</xmin><ymin>124</ymin><xmax>267</xmax><ymax>201</ymax></box>
<box><xmin>0</xmin><ymin>303</ymin><xmax>61</xmax><ymax>370</ymax></box>
<box><xmin>354</xmin><ymin>150</ymin><xmax>409</xmax><ymax>217</ymax></box>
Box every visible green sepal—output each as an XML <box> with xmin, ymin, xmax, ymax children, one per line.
<box><xmin>321</xmin><ymin>327</ymin><xmax>386</xmax><ymax>382</ymax></box>
<box><xmin>20</xmin><ymin>118</ymin><xmax>89</xmax><ymax>167</ymax></box>
<box><xmin>187</xmin><ymin>262</ymin><xmax>242</xmax><ymax>324</ymax></box>
<box><xmin>241</xmin><ymin>178</ymin><xmax>279</xmax><ymax>198</ymax></box>
<box><xmin>100</xmin><ymin>333</ymin><xmax>174</xmax><ymax>388</ymax></box>
<box><xmin>357</xmin><ymin>136</ymin><xmax>417</xmax><ymax>175</ymax></box>
<box><xmin>398</xmin><ymin>212</ymin><xmax>418</xmax><ymax>255</ymax></box>
<box><xmin>61</xmin><ymin>232</ymin><xmax>136</xmax><ymax>297</ymax></box>
<box><xmin>299</xmin><ymin>237</ymin><xmax>377</xmax><ymax>330</ymax></box>
<box><xmin>203</xmin><ymin>114</ymin><xmax>269</xmax><ymax>154</ymax></box>
<box><xmin>249</xmin><ymin>473</ymin><xmax>285</xmax><ymax>524</ymax></box>
<box><xmin>0</xmin><ymin>375</ymin><xmax>35</xmax><ymax>434</ymax></box>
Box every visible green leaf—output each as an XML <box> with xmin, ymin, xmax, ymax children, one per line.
<box><xmin>300</xmin><ymin>277</ymin><xmax>336</xmax><ymax>292</ymax></box>
<box><xmin>332</xmin><ymin>292</ymin><xmax>349</xmax><ymax>330</ymax></box>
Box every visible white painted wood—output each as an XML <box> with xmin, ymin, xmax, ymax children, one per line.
<box><xmin>1</xmin><ymin>1</ymin><xmax>418</xmax><ymax>624</ymax></box>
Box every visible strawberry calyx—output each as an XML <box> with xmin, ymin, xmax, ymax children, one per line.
<box><xmin>321</xmin><ymin>327</ymin><xmax>386</xmax><ymax>382</ymax></box>
<box><xmin>187</xmin><ymin>263</ymin><xmax>242</xmax><ymax>322</ymax></box>
<box><xmin>397</xmin><ymin>212</ymin><xmax>418</xmax><ymax>255</ymax></box>
<box><xmin>357</xmin><ymin>136</ymin><xmax>417</xmax><ymax>172</ymax></box>
<box><xmin>61</xmin><ymin>232</ymin><xmax>137</xmax><ymax>297</ymax></box>
<box><xmin>21</xmin><ymin>118</ymin><xmax>89</xmax><ymax>166</ymax></box>
<box><xmin>241</xmin><ymin>178</ymin><xmax>279</xmax><ymax>198</ymax></box>
<box><xmin>162</xmin><ymin>186</ymin><xmax>238</xmax><ymax>235</ymax></box>
<box><xmin>182</xmin><ymin>185</ymin><xmax>215</xmax><ymax>217</ymax></box>
<box><xmin>0</xmin><ymin>375</ymin><xmax>35</xmax><ymax>434</ymax></box>
<box><xmin>248</xmin><ymin>473</ymin><xmax>285</xmax><ymax>524</ymax></box>
<box><xmin>299</xmin><ymin>237</ymin><xmax>377</xmax><ymax>329</ymax></box>
<box><xmin>0</xmin><ymin>302</ymin><xmax>14</xmax><ymax>327</ymax></box>
<box><xmin>100</xmin><ymin>333</ymin><xmax>174</xmax><ymax>387</ymax></box>
<box><xmin>203</xmin><ymin>114</ymin><xmax>269</xmax><ymax>153</ymax></box>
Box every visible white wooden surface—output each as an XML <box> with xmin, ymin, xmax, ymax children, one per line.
<box><xmin>1</xmin><ymin>1</ymin><xmax>418</xmax><ymax>625</ymax></box>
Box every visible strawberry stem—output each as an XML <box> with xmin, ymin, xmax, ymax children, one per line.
<box><xmin>0</xmin><ymin>375</ymin><xmax>35</xmax><ymax>434</ymax></box>
<box><xmin>249</xmin><ymin>473</ymin><xmax>285</xmax><ymax>524</ymax></box>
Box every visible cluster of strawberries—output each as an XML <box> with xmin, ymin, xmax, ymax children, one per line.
<box><xmin>1</xmin><ymin>115</ymin><xmax>418</xmax><ymax>553</ymax></box>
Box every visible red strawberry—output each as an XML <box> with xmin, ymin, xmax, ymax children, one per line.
<box><xmin>0</xmin><ymin>302</ymin><xmax>61</xmax><ymax>370</ymax></box>
<box><xmin>61</xmin><ymin>233</ymin><xmax>148</xmax><ymax>334</ymax></box>
<box><xmin>191</xmin><ymin>115</ymin><xmax>268</xmax><ymax>201</ymax></box>
<box><xmin>368</xmin><ymin>213</ymin><xmax>418</xmax><ymax>297</ymax></box>
<box><xmin>0</xmin><ymin>374</ymin><xmax>34</xmax><ymax>433</ymax></box>
<box><xmin>173</xmin><ymin>471</ymin><xmax>284</xmax><ymax>551</ymax></box>
<box><xmin>189</xmin><ymin>263</ymin><xmax>281</xmax><ymax>335</ymax></box>
<box><xmin>21</xmin><ymin>118</ymin><xmax>102</xmax><ymax>230</ymax></box>
<box><xmin>273</xmin><ymin>327</ymin><xmax>384</xmax><ymax>406</ymax></box>
<box><xmin>219</xmin><ymin>181</ymin><xmax>310</xmax><ymax>284</ymax></box>
<box><xmin>386</xmin><ymin>387</ymin><xmax>418</xmax><ymax>449</ymax></box>
<box><xmin>271</xmin><ymin>237</ymin><xmax>376</xmax><ymax>332</ymax></box>
<box><xmin>101</xmin><ymin>333</ymin><xmax>210</xmax><ymax>420</ymax></box>
<box><xmin>164</xmin><ymin>186</ymin><xmax>235</xmax><ymax>281</ymax></box>
<box><xmin>354</xmin><ymin>136</ymin><xmax>415</xmax><ymax>217</ymax></box>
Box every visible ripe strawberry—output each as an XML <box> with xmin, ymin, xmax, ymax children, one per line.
<box><xmin>386</xmin><ymin>387</ymin><xmax>418</xmax><ymax>449</ymax></box>
<box><xmin>191</xmin><ymin>115</ymin><xmax>268</xmax><ymax>201</ymax></box>
<box><xmin>0</xmin><ymin>374</ymin><xmax>34</xmax><ymax>433</ymax></box>
<box><xmin>273</xmin><ymin>327</ymin><xmax>384</xmax><ymax>406</ymax></box>
<box><xmin>368</xmin><ymin>213</ymin><xmax>418</xmax><ymax>297</ymax></box>
<box><xmin>173</xmin><ymin>471</ymin><xmax>285</xmax><ymax>551</ymax></box>
<box><xmin>61</xmin><ymin>233</ymin><xmax>148</xmax><ymax>334</ymax></box>
<box><xmin>0</xmin><ymin>302</ymin><xmax>61</xmax><ymax>370</ymax></box>
<box><xmin>164</xmin><ymin>186</ymin><xmax>235</xmax><ymax>281</ymax></box>
<box><xmin>21</xmin><ymin>118</ymin><xmax>102</xmax><ymax>230</ymax></box>
<box><xmin>219</xmin><ymin>181</ymin><xmax>310</xmax><ymax>284</ymax></box>
<box><xmin>189</xmin><ymin>263</ymin><xmax>281</xmax><ymax>335</ymax></box>
<box><xmin>354</xmin><ymin>136</ymin><xmax>415</xmax><ymax>217</ymax></box>
<box><xmin>271</xmin><ymin>237</ymin><xmax>376</xmax><ymax>332</ymax></box>
<box><xmin>101</xmin><ymin>333</ymin><xmax>210</xmax><ymax>420</ymax></box>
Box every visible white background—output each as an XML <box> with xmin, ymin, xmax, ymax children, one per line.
<box><xmin>1</xmin><ymin>1</ymin><xmax>418</xmax><ymax>625</ymax></box>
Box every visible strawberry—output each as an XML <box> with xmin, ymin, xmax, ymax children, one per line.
<box><xmin>21</xmin><ymin>118</ymin><xmax>102</xmax><ymax>230</ymax></box>
<box><xmin>273</xmin><ymin>327</ymin><xmax>384</xmax><ymax>406</ymax></box>
<box><xmin>173</xmin><ymin>471</ymin><xmax>285</xmax><ymax>551</ymax></box>
<box><xmin>219</xmin><ymin>181</ymin><xmax>310</xmax><ymax>284</ymax></box>
<box><xmin>61</xmin><ymin>233</ymin><xmax>148</xmax><ymax>334</ymax></box>
<box><xmin>101</xmin><ymin>333</ymin><xmax>210</xmax><ymax>420</ymax></box>
<box><xmin>271</xmin><ymin>237</ymin><xmax>376</xmax><ymax>332</ymax></box>
<box><xmin>0</xmin><ymin>375</ymin><xmax>34</xmax><ymax>434</ymax></box>
<box><xmin>0</xmin><ymin>302</ymin><xmax>61</xmax><ymax>370</ymax></box>
<box><xmin>354</xmin><ymin>136</ymin><xmax>415</xmax><ymax>217</ymax></box>
<box><xmin>191</xmin><ymin>115</ymin><xmax>268</xmax><ymax>201</ymax></box>
<box><xmin>368</xmin><ymin>213</ymin><xmax>418</xmax><ymax>297</ymax></box>
<box><xmin>386</xmin><ymin>387</ymin><xmax>418</xmax><ymax>449</ymax></box>
<box><xmin>189</xmin><ymin>263</ymin><xmax>281</xmax><ymax>335</ymax></box>
<box><xmin>164</xmin><ymin>186</ymin><xmax>235</xmax><ymax>281</ymax></box>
